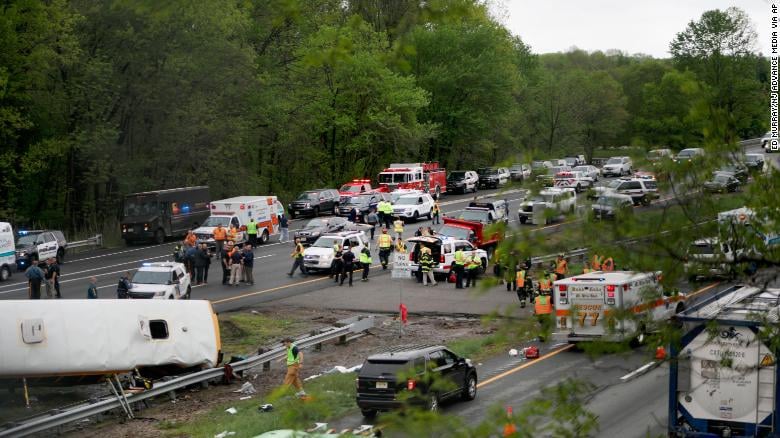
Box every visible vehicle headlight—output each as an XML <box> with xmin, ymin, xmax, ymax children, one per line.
<box><xmin>144</xmin><ymin>223</ymin><xmax>149</xmax><ymax>231</ymax></box>
<box><xmin>155</xmin><ymin>290</ymin><xmax>166</xmax><ymax>296</ymax></box>
<box><xmin>305</xmin><ymin>203</ymin><xmax>310</xmax><ymax>208</ymax></box>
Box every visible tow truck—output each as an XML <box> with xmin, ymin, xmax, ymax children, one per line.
<box><xmin>376</xmin><ymin>162</ymin><xmax>447</xmax><ymax>197</ymax></box>
<box><xmin>438</xmin><ymin>204</ymin><xmax>505</xmax><ymax>257</ymax></box>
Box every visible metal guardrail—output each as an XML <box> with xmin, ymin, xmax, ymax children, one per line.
<box><xmin>67</xmin><ymin>234</ymin><xmax>102</xmax><ymax>249</ymax></box>
<box><xmin>0</xmin><ymin>315</ymin><xmax>375</xmax><ymax>438</ymax></box>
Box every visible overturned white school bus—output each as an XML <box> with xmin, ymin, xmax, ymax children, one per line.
<box><xmin>0</xmin><ymin>300</ymin><xmax>221</xmax><ymax>384</ymax></box>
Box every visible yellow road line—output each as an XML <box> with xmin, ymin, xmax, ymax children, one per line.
<box><xmin>686</xmin><ymin>282</ymin><xmax>720</xmax><ymax>299</ymax></box>
<box><xmin>476</xmin><ymin>344</ymin><xmax>575</xmax><ymax>388</ymax></box>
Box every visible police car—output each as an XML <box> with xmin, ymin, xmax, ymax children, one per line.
<box><xmin>406</xmin><ymin>236</ymin><xmax>488</xmax><ymax>276</ymax></box>
<box><xmin>128</xmin><ymin>262</ymin><xmax>191</xmax><ymax>299</ymax></box>
<box><xmin>303</xmin><ymin>231</ymin><xmax>371</xmax><ymax>272</ymax></box>
<box><xmin>15</xmin><ymin>230</ymin><xmax>68</xmax><ymax>270</ymax></box>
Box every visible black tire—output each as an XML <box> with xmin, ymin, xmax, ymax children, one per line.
<box><xmin>154</xmin><ymin>229</ymin><xmax>165</xmax><ymax>244</ymax></box>
<box><xmin>480</xmin><ymin>258</ymin><xmax>488</xmax><ymax>273</ymax></box>
<box><xmin>575</xmin><ymin>184</ymin><xmax>581</xmax><ymax>193</ymax></box>
<box><xmin>56</xmin><ymin>248</ymin><xmax>65</xmax><ymax>264</ymax></box>
<box><xmin>361</xmin><ymin>409</ymin><xmax>377</xmax><ymax>419</ymax></box>
<box><xmin>260</xmin><ymin>230</ymin><xmax>269</xmax><ymax>244</ymax></box>
<box><xmin>290</xmin><ymin>211</ymin><xmax>296</xmax><ymax>219</ymax></box>
<box><xmin>519</xmin><ymin>215</ymin><xmax>527</xmax><ymax>224</ymax></box>
<box><xmin>313</xmin><ymin>207</ymin><xmax>320</xmax><ymax>217</ymax></box>
<box><xmin>0</xmin><ymin>266</ymin><xmax>10</xmax><ymax>281</ymax></box>
<box><xmin>675</xmin><ymin>303</ymin><xmax>685</xmax><ymax>314</ymax></box>
<box><xmin>462</xmin><ymin>374</ymin><xmax>477</xmax><ymax>401</ymax></box>
<box><xmin>413</xmin><ymin>211</ymin><xmax>419</xmax><ymax>222</ymax></box>
<box><xmin>168</xmin><ymin>295</ymin><xmax>175</xmax><ymax>300</ymax></box>
<box><xmin>640</xmin><ymin>196</ymin><xmax>650</xmax><ymax>206</ymax></box>
<box><xmin>186</xmin><ymin>286</ymin><xmax>192</xmax><ymax>299</ymax></box>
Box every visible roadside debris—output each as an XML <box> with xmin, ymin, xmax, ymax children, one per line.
<box><xmin>214</xmin><ymin>431</ymin><xmax>236</xmax><ymax>438</ymax></box>
<box><xmin>233</xmin><ymin>382</ymin><xmax>256</xmax><ymax>395</ymax></box>
<box><xmin>224</xmin><ymin>407</ymin><xmax>237</xmax><ymax>415</ymax></box>
<box><xmin>258</xmin><ymin>403</ymin><xmax>274</xmax><ymax>412</ymax></box>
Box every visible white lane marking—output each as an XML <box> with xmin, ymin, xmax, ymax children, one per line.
<box><xmin>620</xmin><ymin>361</ymin><xmax>659</xmax><ymax>381</ymax></box>
<box><xmin>0</xmin><ymin>254</ymin><xmax>274</xmax><ymax>296</ymax></box>
<box><xmin>68</xmin><ymin>242</ymin><xmax>174</xmax><ymax>262</ymax></box>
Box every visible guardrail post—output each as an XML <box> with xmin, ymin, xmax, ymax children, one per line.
<box><xmin>312</xmin><ymin>330</ymin><xmax>322</xmax><ymax>351</ymax></box>
<box><xmin>338</xmin><ymin>333</ymin><xmax>348</xmax><ymax>345</ymax></box>
<box><xmin>263</xmin><ymin>361</ymin><xmax>270</xmax><ymax>371</ymax></box>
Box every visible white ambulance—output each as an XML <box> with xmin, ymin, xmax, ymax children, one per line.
<box><xmin>194</xmin><ymin>196</ymin><xmax>284</xmax><ymax>247</ymax></box>
<box><xmin>553</xmin><ymin>271</ymin><xmax>686</xmax><ymax>343</ymax></box>
<box><xmin>0</xmin><ymin>222</ymin><xmax>16</xmax><ymax>281</ymax></box>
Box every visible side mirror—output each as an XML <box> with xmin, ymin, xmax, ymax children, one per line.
<box><xmin>457</xmin><ymin>357</ymin><xmax>466</xmax><ymax>366</ymax></box>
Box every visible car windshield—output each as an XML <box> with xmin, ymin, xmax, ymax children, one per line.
<box><xmin>644</xmin><ymin>180</ymin><xmax>658</xmax><ymax>189</ymax></box>
<box><xmin>297</xmin><ymin>192</ymin><xmax>318</xmax><ymax>201</ymax></box>
<box><xmin>713</xmin><ymin>174</ymin><xmax>731</xmax><ymax>184</ymax></box>
<box><xmin>304</xmin><ymin>219</ymin><xmax>327</xmax><ymax>229</ymax></box>
<box><xmin>378</xmin><ymin>173</ymin><xmax>409</xmax><ymax>184</ymax></box>
<box><xmin>360</xmin><ymin>359</ymin><xmax>416</xmax><ymax>376</ymax></box>
<box><xmin>574</xmin><ymin>166</ymin><xmax>589</xmax><ymax>172</ymax></box>
<box><xmin>448</xmin><ymin>171</ymin><xmax>466</xmax><ymax>179</ymax></box>
<box><xmin>689</xmin><ymin>243</ymin><xmax>716</xmax><ymax>255</ymax></box>
<box><xmin>564</xmin><ymin>158</ymin><xmax>577</xmax><ymax>165</ymax></box>
<box><xmin>549</xmin><ymin>166</ymin><xmax>567</xmax><ymax>174</ymax></box>
<box><xmin>201</xmin><ymin>216</ymin><xmax>231</xmax><ymax>227</ymax></box>
<box><xmin>17</xmin><ymin>234</ymin><xmax>40</xmax><ymax>245</ymax></box>
<box><xmin>340</xmin><ymin>185</ymin><xmax>363</xmax><ymax>192</ymax></box>
<box><xmin>597</xmin><ymin>196</ymin><xmax>625</xmax><ymax>206</ymax></box>
<box><xmin>746</xmin><ymin>155</ymin><xmax>762</xmax><ymax>163</ymax></box>
<box><xmin>606</xmin><ymin>180</ymin><xmax>623</xmax><ymax>189</ymax></box>
<box><xmin>458</xmin><ymin>210</ymin><xmax>490</xmax><ymax>222</ymax></box>
<box><xmin>132</xmin><ymin>270</ymin><xmax>171</xmax><ymax>285</ymax></box>
<box><xmin>606</xmin><ymin>158</ymin><xmax>622</xmax><ymax>165</ymax></box>
<box><xmin>478</xmin><ymin>168</ymin><xmax>497</xmax><ymax>175</ymax></box>
<box><xmin>395</xmin><ymin>197</ymin><xmax>419</xmax><ymax>205</ymax></box>
<box><xmin>311</xmin><ymin>237</ymin><xmax>342</xmax><ymax>248</ymax></box>
<box><xmin>123</xmin><ymin>199</ymin><xmax>158</xmax><ymax>217</ymax></box>
<box><xmin>510</xmin><ymin>165</ymin><xmax>524</xmax><ymax>171</ymax></box>
<box><xmin>437</xmin><ymin>225</ymin><xmax>470</xmax><ymax>240</ymax></box>
<box><xmin>678</xmin><ymin>150</ymin><xmax>695</xmax><ymax>158</ymax></box>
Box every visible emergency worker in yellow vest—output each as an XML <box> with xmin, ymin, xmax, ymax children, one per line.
<box><xmin>591</xmin><ymin>254</ymin><xmax>603</xmax><ymax>271</ymax></box>
<box><xmin>534</xmin><ymin>291</ymin><xmax>553</xmax><ymax>341</ymax></box>
<box><xmin>453</xmin><ymin>248</ymin><xmax>466</xmax><ymax>289</ymax></box>
<box><xmin>282</xmin><ymin>337</ymin><xmax>306</xmax><ymax>397</ymax></box>
<box><xmin>582</xmin><ymin>261</ymin><xmax>593</xmax><ymax>274</ymax></box>
<box><xmin>393</xmin><ymin>216</ymin><xmax>404</xmax><ymax>240</ymax></box>
<box><xmin>464</xmin><ymin>254</ymin><xmax>481</xmax><ymax>288</ymax></box>
<box><xmin>377</xmin><ymin>228</ymin><xmax>393</xmax><ymax>269</ymax></box>
<box><xmin>516</xmin><ymin>268</ymin><xmax>530</xmax><ymax>308</ymax></box>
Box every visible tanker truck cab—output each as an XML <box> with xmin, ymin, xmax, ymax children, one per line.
<box><xmin>554</xmin><ymin>271</ymin><xmax>685</xmax><ymax>343</ymax></box>
<box><xmin>0</xmin><ymin>222</ymin><xmax>16</xmax><ymax>281</ymax></box>
<box><xmin>194</xmin><ymin>196</ymin><xmax>281</xmax><ymax>247</ymax></box>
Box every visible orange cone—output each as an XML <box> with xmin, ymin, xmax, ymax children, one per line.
<box><xmin>503</xmin><ymin>406</ymin><xmax>517</xmax><ymax>437</ymax></box>
<box><xmin>655</xmin><ymin>346</ymin><xmax>666</xmax><ymax>361</ymax></box>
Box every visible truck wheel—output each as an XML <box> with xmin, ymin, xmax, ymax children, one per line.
<box><xmin>154</xmin><ymin>229</ymin><xmax>165</xmax><ymax>244</ymax></box>
<box><xmin>640</xmin><ymin>196</ymin><xmax>650</xmax><ymax>206</ymax></box>
<box><xmin>462</xmin><ymin>373</ymin><xmax>477</xmax><ymax>401</ymax></box>
<box><xmin>0</xmin><ymin>266</ymin><xmax>10</xmax><ymax>281</ymax></box>
<box><xmin>260</xmin><ymin>230</ymin><xmax>269</xmax><ymax>244</ymax></box>
<box><xmin>413</xmin><ymin>211</ymin><xmax>419</xmax><ymax>222</ymax></box>
<box><xmin>520</xmin><ymin>216</ymin><xmax>527</xmax><ymax>224</ymax></box>
<box><xmin>480</xmin><ymin>258</ymin><xmax>488</xmax><ymax>273</ymax></box>
<box><xmin>361</xmin><ymin>409</ymin><xmax>377</xmax><ymax>419</ymax></box>
<box><xmin>186</xmin><ymin>286</ymin><xmax>192</xmax><ymax>299</ymax></box>
<box><xmin>56</xmin><ymin>248</ymin><xmax>65</xmax><ymax>264</ymax></box>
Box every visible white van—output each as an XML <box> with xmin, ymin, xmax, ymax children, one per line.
<box><xmin>553</xmin><ymin>271</ymin><xmax>686</xmax><ymax>343</ymax></box>
<box><xmin>195</xmin><ymin>196</ymin><xmax>284</xmax><ymax>246</ymax></box>
<box><xmin>0</xmin><ymin>222</ymin><xmax>16</xmax><ymax>281</ymax></box>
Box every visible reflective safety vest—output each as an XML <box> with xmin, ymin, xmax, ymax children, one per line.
<box><xmin>286</xmin><ymin>344</ymin><xmax>300</xmax><ymax>366</ymax></box>
<box><xmin>378</xmin><ymin>234</ymin><xmax>393</xmax><ymax>248</ymax></box>
<box><xmin>535</xmin><ymin>295</ymin><xmax>552</xmax><ymax>315</ymax></box>
<box><xmin>466</xmin><ymin>255</ymin><xmax>481</xmax><ymax>270</ymax></box>
<box><xmin>333</xmin><ymin>243</ymin><xmax>341</xmax><ymax>253</ymax></box>
<box><xmin>246</xmin><ymin>221</ymin><xmax>258</xmax><ymax>235</ymax></box>
<box><xmin>380</xmin><ymin>202</ymin><xmax>393</xmax><ymax>214</ymax></box>
<box><xmin>420</xmin><ymin>253</ymin><xmax>434</xmax><ymax>272</ymax></box>
<box><xmin>213</xmin><ymin>227</ymin><xmax>227</xmax><ymax>241</ymax></box>
<box><xmin>454</xmin><ymin>250</ymin><xmax>465</xmax><ymax>266</ymax></box>
<box><xmin>393</xmin><ymin>220</ymin><xmax>404</xmax><ymax>234</ymax></box>
<box><xmin>516</xmin><ymin>270</ymin><xmax>526</xmax><ymax>288</ymax></box>
<box><xmin>432</xmin><ymin>202</ymin><xmax>440</xmax><ymax>213</ymax></box>
<box><xmin>583</xmin><ymin>268</ymin><xmax>593</xmax><ymax>274</ymax></box>
<box><xmin>395</xmin><ymin>240</ymin><xmax>406</xmax><ymax>253</ymax></box>
<box><xmin>602</xmin><ymin>257</ymin><xmax>615</xmax><ymax>271</ymax></box>
<box><xmin>359</xmin><ymin>251</ymin><xmax>371</xmax><ymax>264</ymax></box>
<box><xmin>228</xmin><ymin>227</ymin><xmax>238</xmax><ymax>241</ymax></box>
<box><xmin>185</xmin><ymin>233</ymin><xmax>197</xmax><ymax>247</ymax></box>
<box><xmin>538</xmin><ymin>278</ymin><xmax>552</xmax><ymax>291</ymax></box>
<box><xmin>592</xmin><ymin>255</ymin><xmax>602</xmax><ymax>270</ymax></box>
<box><xmin>293</xmin><ymin>243</ymin><xmax>304</xmax><ymax>258</ymax></box>
<box><xmin>555</xmin><ymin>259</ymin><xmax>567</xmax><ymax>275</ymax></box>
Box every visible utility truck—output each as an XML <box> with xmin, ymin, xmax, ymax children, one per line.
<box><xmin>669</xmin><ymin>285</ymin><xmax>780</xmax><ymax>437</ymax></box>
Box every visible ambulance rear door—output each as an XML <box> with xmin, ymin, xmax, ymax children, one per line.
<box><xmin>562</xmin><ymin>281</ymin><xmax>611</xmax><ymax>338</ymax></box>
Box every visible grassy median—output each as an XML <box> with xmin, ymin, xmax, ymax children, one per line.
<box><xmin>219</xmin><ymin>312</ymin><xmax>307</xmax><ymax>358</ymax></box>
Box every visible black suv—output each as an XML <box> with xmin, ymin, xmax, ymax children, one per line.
<box><xmin>288</xmin><ymin>189</ymin><xmax>340</xmax><ymax>219</ymax></box>
<box><xmin>355</xmin><ymin>345</ymin><xmax>477</xmax><ymax>418</ymax></box>
<box><xmin>15</xmin><ymin>230</ymin><xmax>68</xmax><ymax>270</ymax></box>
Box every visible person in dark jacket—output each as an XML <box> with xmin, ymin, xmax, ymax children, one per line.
<box><xmin>242</xmin><ymin>244</ymin><xmax>255</xmax><ymax>285</ymax></box>
<box><xmin>347</xmin><ymin>207</ymin><xmax>358</xmax><ymax>223</ymax></box>
<box><xmin>202</xmin><ymin>243</ymin><xmax>211</xmax><ymax>284</ymax></box>
<box><xmin>25</xmin><ymin>260</ymin><xmax>45</xmax><ymax>299</ymax></box>
<box><xmin>185</xmin><ymin>245</ymin><xmax>198</xmax><ymax>278</ymax></box>
<box><xmin>193</xmin><ymin>243</ymin><xmax>210</xmax><ymax>285</ymax></box>
<box><xmin>340</xmin><ymin>246</ymin><xmax>355</xmax><ymax>287</ymax></box>
<box><xmin>117</xmin><ymin>271</ymin><xmax>133</xmax><ymax>299</ymax></box>
<box><xmin>221</xmin><ymin>242</ymin><xmax>233</xmax><ymax>285</ymax></box>
<box><xmin>46</xmin><ymin>258</ymin><xmax>61</xmax><ymax>298</ymax></box>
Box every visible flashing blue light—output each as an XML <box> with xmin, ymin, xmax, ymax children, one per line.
<box><xmin>142</xmin><ymin>263</ymin><xmax>152</xmax><ymax>266</ymax></box>
<box><xmin>18</xmin><ymin>230</ymin><xmax>27</xmax><ymax>236</ymax></box>
<box><xmin>181</xmin><ymin>203</ymin><xmax>191</xmax><ymax>214</ymax></box>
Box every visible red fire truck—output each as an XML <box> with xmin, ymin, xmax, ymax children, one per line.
<box><xmin>376</xmin><ymin>162</ymin><xmax>448</xmax><ymax>196</ymax></box>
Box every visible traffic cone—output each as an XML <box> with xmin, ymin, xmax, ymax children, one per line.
<box><xmin>655</xmin><ymin>345</ymin><xmax>666</xmax><ymax>361</ymax></box>
<box><xmin>503</xmin><ymin>406</ymin><xmax>517</xmax><ymax>437</ymax></box>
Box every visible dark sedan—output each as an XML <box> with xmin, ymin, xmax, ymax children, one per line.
<box><xmin>703</xmin><ymin>173</ymin><xmax>740</xmax><ymax>193</ymax></box>
<box><xmin>717</xmin><ymin>163</ymin><xmax>748</xmax><ymax>182</ymax></box>
<box><xmin>293</xmin><ymin>217</ymin><xmax>349</xmax><ymax>245</ymax></box>
<box><xmin>744</xmin><ymin>154</ymin><xmax>765</xmax><ymax>173</ymax></box>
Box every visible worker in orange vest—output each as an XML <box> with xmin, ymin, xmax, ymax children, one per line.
<box><xmin>582</xmin><ymin>261</ymin><xmax>593</xmax><ymax>274</ymax></box>
<box><xmin>515</xmin><ymin>268</ymin><xmax>529</xmax><ymax>308</ymax></box>
<box><xmin>228</xmin><ymin>225</ymin><xmax>239</xmax><ymax>244</ymax></box>
<box><xmin>534</xmin><ymin>279</ymin><xmax>553</xmax><ymax>342</ymax></box>
<box><xmin>554</xmin><ymin>254</ymin><xmax>568</xmax><ymax>280</ymax></box>
<box><xmin>213</xmin><ymin>224</ymin><xmax>227</xmax><ymax>255</ymax></box>
<box><xmin>591</xmin><ymin>254</ymin><xmax>602</xmax><ymax>271</ymax></box>
<box><xmin>602</xmin><ymin>257</ymin><xmax>615</xmax><ymax>272</ymax></box>
<box><xmin>184</xmin><ymin>230</ymin><xmax>197</xmax><ymax>248</ymax></box>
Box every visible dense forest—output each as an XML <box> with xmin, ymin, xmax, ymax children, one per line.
<box><xmin>0</xmin><ymin>0</ymin><xmax>769</xmax><ymax>234</ymax></box>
